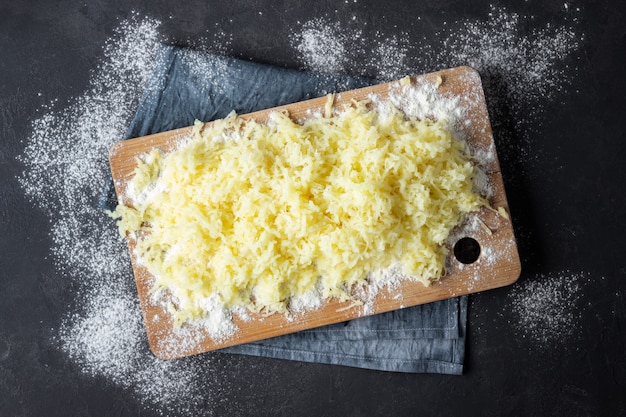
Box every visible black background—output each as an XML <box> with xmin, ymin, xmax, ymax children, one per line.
<box><xmin>1</xmin><ymin>0</ymin><xmax>625</xmax><ymax>416</ymax></box>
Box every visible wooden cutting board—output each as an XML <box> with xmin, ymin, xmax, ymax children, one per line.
<box><xmin>109</xmin><ymin>66</ymin><xmax>521</xmax><ymax>360</ymax></box>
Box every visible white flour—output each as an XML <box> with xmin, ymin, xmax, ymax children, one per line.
<box><xmin>294</xmin><ymin>19</ymin><xmax>352</xmax><ymax>74</ymax></box>
<box><xmin>292</xmin><ymin>18</ymin><xmax>409</xmax><ymax>81</ymax></box>
<box><xmin>435</xmin><ymin>6</ymin><xmax>582</xmax><ymax>172</ymax></box>
<box><xmin>508</xmin><ymin>271</ymin><xmax>591</xmax><ymax>347</ymax></box>
<box><xmin>17</xmin><ymin>6</ymin><xmax>583</xmax><ymax>415</ymax></box>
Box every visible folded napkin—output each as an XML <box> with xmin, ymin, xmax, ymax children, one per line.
<box><xmin>102</xmin><ymin>44</ymin><xmax>467</xmax><ymax>374</ymax></box>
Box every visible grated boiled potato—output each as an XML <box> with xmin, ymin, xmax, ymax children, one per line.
<box><xmin>111</xmin><ymin>99</ymin><xmax>486</xmax><ymax>325</ymax></box>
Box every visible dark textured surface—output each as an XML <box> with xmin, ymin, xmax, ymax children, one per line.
<box><xmin>1</xmin><ymin>0</ymin><xmax>625</xmax><ymax>416</ymax></box>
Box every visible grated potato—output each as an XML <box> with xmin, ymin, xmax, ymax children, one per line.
<box><xmin>111</xmin><ymin>99</ymin><xmax>486</xmax><ymax>325</ymax></box>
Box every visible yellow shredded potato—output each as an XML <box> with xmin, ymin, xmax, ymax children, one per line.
<box><xmin>111</xmin><ymin>100</ymin><xmax>486</xmax><ymax>325</ymax></box>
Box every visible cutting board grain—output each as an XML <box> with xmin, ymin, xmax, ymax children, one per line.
<box><xmin>109</xmin><ymin>66</ymin><xmax>521</xmax><ymax>360</ymax></box>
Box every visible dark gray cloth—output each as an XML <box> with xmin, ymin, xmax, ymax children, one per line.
<box><xmin>103</xmin><ymin>44</ymin><xmax>467</xmax><ymax>374</ymax></box>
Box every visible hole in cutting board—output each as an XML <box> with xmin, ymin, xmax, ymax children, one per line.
<box><xmin>454</xmin><ymin>237</ymin><xmax>481</xmax><ymax>264</ymax></box>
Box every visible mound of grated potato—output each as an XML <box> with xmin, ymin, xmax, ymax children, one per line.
<box><xmin>112</xmin><ymin>98</ymin><xmax>486</xmax><ymax>325</ymax></box>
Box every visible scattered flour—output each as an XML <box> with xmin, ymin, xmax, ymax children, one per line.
<box><xmin>186</xmin><ymin>294</ymin><xmax>238</xmax><ymax>342</ymax></box>
<box><xmin>288</xmin><ymin>284</ymin><xmax>324</xmax><ymax>314</ymax></box>
<box><xmin>292</xmin><ymin>18</ymin><xmax>410</xmax><ymax>81</ymax></box>
<box><xmin>57</xmin><ymin>287</ymin><xmax>211</xmax><ymax>411</ymax></box>
<box><xmin>355</xmin><ymin>264</ymin><xmax>408</xmax><ymax>316</ymax></box>
<box><xmin>382</xmin><ymin>78</ymin><xmax>464</xmax><ymax>123</ymax></box>
<box><xmin>293</xmin><ymin>19</ymin><xmax>352</xmax><ymax>74</ymax></box>
<box><xmin>17</xmin><ymin>16</ymin><xmax>227</xmax><ymax>415</ymax></box>
<box><xmin>508</xmin><ymin>271</ymin><xmax>590</xmax><ymax>347</ymax></box>
<box><xmin>180</xmin><ymin>49</ymin><xmax>234</xmax><ymax>97</ymax></box>
<box><xmin>434</xmin><ymin>6</ymin><xmax>582</xmax><ymax>170</ymax></box>
<box><xmin>436</xmin><ymin>7</ymin><xmax>580</xmax><ymax>104</ymax></box>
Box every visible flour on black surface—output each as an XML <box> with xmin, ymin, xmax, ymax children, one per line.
<box><xmin>508</xmin><ymin>271</ymin><xmax>591</xmax><ymax>348</ymax></box>
<box><xmin>435</xmin><ymin>6</ymin><xmax>581</xmax><ymax>172</ymax></box>
<box><xmin>18</xmin><ymin>16</ymin><xmax>231</xmax><ymax>415</ymax></box>
<box><xmin>293</xmin><ymin>19</ymin><xmax>352</xmax><ymax>75</ymax></box>
<box><xmin>292</xmin><ymin>17</ymin><xmax>410</xmax><ymax>81</ymax></box>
